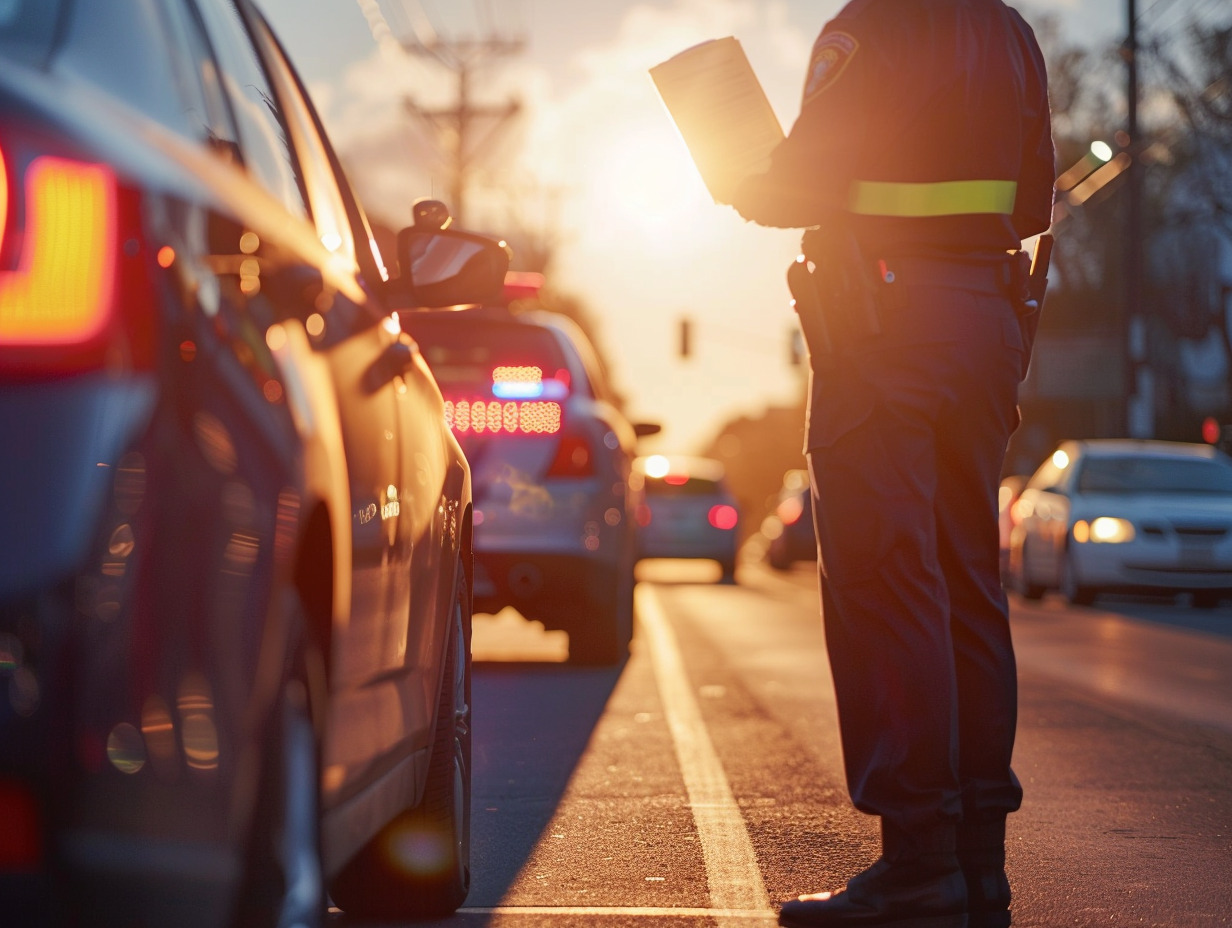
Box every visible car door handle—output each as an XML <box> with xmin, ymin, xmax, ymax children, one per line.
<box><xmin>364</xmin><ymin>339</ymin><xmax>418</xmax><ymax>392</ymax></box>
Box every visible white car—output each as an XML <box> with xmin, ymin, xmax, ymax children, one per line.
<box><xmin>1008</xmin><ymin>439</ymin><xmax>1232</xmax><ymax>607</ymax></box>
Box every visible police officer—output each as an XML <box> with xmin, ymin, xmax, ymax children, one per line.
<box><xmin>730</xmin><ymin>2</ymin><xmax>1054</xmax><ymax>927</ymax></box>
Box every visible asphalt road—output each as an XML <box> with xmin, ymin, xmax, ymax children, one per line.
<box><xmin>329</xmin><ymin>558</ymin><xmax>1232</xmax><ymax>927</ymax></box>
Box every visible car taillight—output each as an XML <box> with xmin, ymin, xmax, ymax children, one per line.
<box><xmin>547</xmin><ymin>433</ymin><xmax>594</xmax><ymax>478</ymax></box>
<box><xmin>0</xmin><ymin>779</ymin><xmax>42</xmax><ymax>871</ymax></box>
<box><xmin>0</xmin><ymin>138</ymin><xmax>156</xmax><ymax>378</ymax></box>
<box><xmin>443</xmin><ymin>398</ymin><xmax>562</xmax><ymax>435</ymax></box>
<box><xmin>708</xmin><ymin>504</ymin><xmax>739</xmax><ymax>531</ymax></box>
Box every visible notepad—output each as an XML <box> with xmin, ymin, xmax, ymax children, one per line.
<box><xmin>650</xmin><ymin>36</ymin><xmax>785</xmax><ymax>204</ymax></box>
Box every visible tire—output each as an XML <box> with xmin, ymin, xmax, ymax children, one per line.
<box><xmin>1060</xmin><ymin>551</ymin><xmax>1096</xmax><ymax>606</ymax></box>
<box><xmin>330</xmin><ymin>562</ymin><xmax>472</xmax><ymax>918</ymax></box>
<box><xmin>569</xmin><ymin>566</ymin><xmax>634</xmax><ymax>666</ymax></box>
<box><xmin>234</xmin><ymin>592</ymin><xmax>326</xmax><ymax>928</ymax></box>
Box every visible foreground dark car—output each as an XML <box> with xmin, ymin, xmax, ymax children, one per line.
<box><xmin>399</xmin><ymin>299</ymin><xmax>659</xmax><ymax>664</ymax></box>
<box><xmin>0</xmin><ymin>1</ymin><xmax>488</xmax><ymax>924</ymax></box>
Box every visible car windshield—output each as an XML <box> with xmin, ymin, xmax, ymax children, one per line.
<box><xmin>405</xmin><ymin>317</ymin><xmax>576</xmax><ymax>395</ymax></box>
<box><xmin>645</xmin><ymin>476</ymin><xmax>724</xmax><ymax>498</ymax></box>
<box><xmin>1077</xmin><ymin>455</ymin><xmax>1232</xmax><ymax>494</ymax></box>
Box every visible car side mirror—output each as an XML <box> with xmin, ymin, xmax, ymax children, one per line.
<box><xmin>395</xmin><ymin>201</ymin><xmax>511</xmax><ymax>307</ymax></box>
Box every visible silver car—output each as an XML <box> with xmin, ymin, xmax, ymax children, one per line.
<box><xmin>1008</xmin><ymin>439</ymin><xmax>1232</xmax><ymax>607</ymax></box>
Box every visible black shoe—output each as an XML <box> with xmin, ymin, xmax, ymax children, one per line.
<box><xmin>778</xmin><ymin>822</ymin><xmax>967</xmax><ymax>928</ymax></box>
<box><xmin>961</xmin><ymin>868</ymin><xmax>1010</xmax><ymax>928</ymax></box>
<box><xmin>958</xmin><ymin>817</ymin><xmax>1010</xmax><ymax>928</ymax></box>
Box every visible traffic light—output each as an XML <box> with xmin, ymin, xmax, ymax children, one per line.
<box><xmin>679</xmin><ymin>316</ymin><xmax>692</xmax><ymax>359</ymax></box>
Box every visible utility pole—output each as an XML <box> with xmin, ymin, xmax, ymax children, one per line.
<box><xmin>403</xmin><ymin>36</ymin><xmax>524</xmax><ymax>227</ymax></box>
<box><xmin>1123</xmin><ymin>0</ymin><xmax>1150</xmax><ymax>437</ymax></box>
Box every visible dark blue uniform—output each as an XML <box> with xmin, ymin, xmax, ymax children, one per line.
<box><xmin>732</xmin><ymin>1</ymin><xmax>1054</xmax><ymax>925</ymax></box>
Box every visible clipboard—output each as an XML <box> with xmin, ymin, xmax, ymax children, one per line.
<box><xmin>650</xmin><ymin>37</ymin><xmax>784</xmax><ymax>204</ymax></box>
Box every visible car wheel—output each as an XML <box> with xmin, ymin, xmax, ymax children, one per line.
<box><xmin>234</xmin><ymin>591</ymin><xmax>326</xmax><ymax>928</ymax></box>
<box><xmin>1017</xmin><ymin>548</ymin><xmax>1046</xmax><ymax>601</ymax></box>
<box><xmin>330</xmin><ymin>560</ymin><xmax>472</xmax><ymax>918</ymax></box>
<box><xmin>1060</xmin><ymin>550</ymin><xmax>1096</xmax><ymax>606</ymax></box>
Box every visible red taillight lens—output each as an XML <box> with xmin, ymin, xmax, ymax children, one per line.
<box><xmin>0</xmin><ymin>153</ymin><xmax>116</xmax><ymax>345</ymax></box>
<box><xmin>547</xmin><ymin>433</ymin><xmax>594</xmax><ymax>477</ymax></box>
<box><xmin>443</xmin><ymin>398</ymin><xmax>562</xmax><ymax>435</ymax></box>
<box><xmin>0</xmin><ymin>779</ymin><xmax>42</xmax><ymax>871</ymax></box>
<box><xmin>1</xmin><ymin>141</ymin><xmax>156</xmax><ymax>378</ymax></box>
<box><xmin>708</xmin><ymin>504</ymin><xmax>739</xmax><ymax>531</ymax></box>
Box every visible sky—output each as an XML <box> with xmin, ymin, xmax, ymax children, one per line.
<box><xmin>256</xmin><ymin>0</ymin><xmax>1128</xmax><ymax>454</ymax></box>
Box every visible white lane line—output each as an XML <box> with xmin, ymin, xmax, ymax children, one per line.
<box><xmin>456</xmin><ymin>907</ymin><xmax>774</xmax><ymax>918</ymax></box>
<box><xmin>637</xmin><ymin>585</ymin><xmax>776</xmax><ymax>926</ymax></box>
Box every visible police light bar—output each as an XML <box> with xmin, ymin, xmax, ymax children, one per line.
<box><xmin>490</xmin><ymin>365</ymin><xmax>569</xmax><ymax>400</ymax></box>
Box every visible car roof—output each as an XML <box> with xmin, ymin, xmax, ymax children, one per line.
<box><xmin>1069</xmin><ymin>439</ymin><xmax>1218</xmax><ymax>460</ymax></box>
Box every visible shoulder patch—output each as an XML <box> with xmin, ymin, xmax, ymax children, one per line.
<box><xmin>803</xmin><ymin>31</ymin><xmax>859</xmax><ymax>104</ymax></box>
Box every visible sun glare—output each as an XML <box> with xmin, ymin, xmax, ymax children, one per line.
<box><xmin>584</xmin><ymin>123</ymin><xmax>708</xmax><ymax>241</ymax></box>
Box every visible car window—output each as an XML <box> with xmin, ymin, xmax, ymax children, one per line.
<box><xmin>245</xmin><ymin>14</ymin><xmax>354</xmax><ymax>261</ymax></box>
<box><xmin>407</xmin><ymin>318</ymin><xmax>573</xmax><ymax>393</ymax></box>
<box><xmin>548</xmin><ymin>319</ymin><xmax>607</xmax><ymax>402</ymax></box>
<box><xmin>51</xmin><ymin>0</ymin><xmax>234</xmax><ymax>152</ymax></box>
<box><xmin>192</xmin><ymin>0</ymin><xmax>308</xmax><ymax>219</ymax></box>
<box><xmin>1077</xmin><ymin>456</ymin><xmax>1232</xmax><ymax>494</ymax></box>
<box><xmin>644</xmin><ymin>476</ymin><xmax>725</xmax><ymax>498</ymax></box>
<box><xmin>0</xmin><ymin>0</ymin><xmax>63</xmax><ymax>64</ymax></box>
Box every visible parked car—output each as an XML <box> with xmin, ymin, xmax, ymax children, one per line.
<box><xmin>1008</xmin><ymin>439</ymin><xmax>1232</xmax><ymax>607</ymax></box>
<box><xmin>998</xmin><ymin>473</ymin><xmax>1028</xmax><ymax>582</ymax></box>
<box><xmin>763</xmin><ymin>469</ymin><xmax>817</xmax><ymax>571</ymax></box>
<box><xmin>634</xmin><ymin>455</ymin><xmax>740</xmax><ymax>582</ymax></box>
<box><xmin>0</xmin><ymin>1</ymin><xmax>495</xmax><ymax>923</ymax></box>
<box><xmin>399</xmin><ymin>299</ymin><xmax>660</xmax><ymax>664</ymax></box>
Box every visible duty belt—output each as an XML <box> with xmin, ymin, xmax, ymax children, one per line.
<box><xmin>876</xmin><ymin>256</ymin><xmax>1015</xmax><ymax>296</ymax></box>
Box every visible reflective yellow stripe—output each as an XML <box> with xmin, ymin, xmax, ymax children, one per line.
<box><xmin>848</xmin><ymin>180</ymin><xmax>1018</xmax><ymax>217</ymax></box>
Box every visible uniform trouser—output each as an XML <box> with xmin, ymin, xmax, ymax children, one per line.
<box><xmin>805</xmin><ymin>276</ymin><xmax>1025</xmax><ymax>837</ymax></box>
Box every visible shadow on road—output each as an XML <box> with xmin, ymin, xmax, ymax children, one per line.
<box><xmin>329</xmin><ymin>609</ymin><xmax>625</xmax><ymax>925</ymax></box>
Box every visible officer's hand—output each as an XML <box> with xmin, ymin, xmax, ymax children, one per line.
<box><xmin>728</xmin><ymin>174</ymin><xmax>763</xmax><ymax>222</ymax></box>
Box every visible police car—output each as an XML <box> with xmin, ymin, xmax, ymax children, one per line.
<box><xmin>397</xmin><ymin>268</ymin><xmax>660</xmax><ymax>664</ymax></box>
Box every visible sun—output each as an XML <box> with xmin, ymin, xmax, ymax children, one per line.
<box><xmin>581</xmin><ymin>120</ymin><xmax>713</xmax><ymax>243</ymax></box>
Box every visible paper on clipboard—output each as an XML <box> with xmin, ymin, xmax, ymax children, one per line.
<box><xmin>650</xmin><ymin>36</ymin><xmax>784</xmax><ymax>205</ymax></box>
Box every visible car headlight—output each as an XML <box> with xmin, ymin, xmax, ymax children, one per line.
<box><xmin>1072</xmin><ymin>517</ymin><xmax>1136</xmax><ymax>544</ymax></box>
